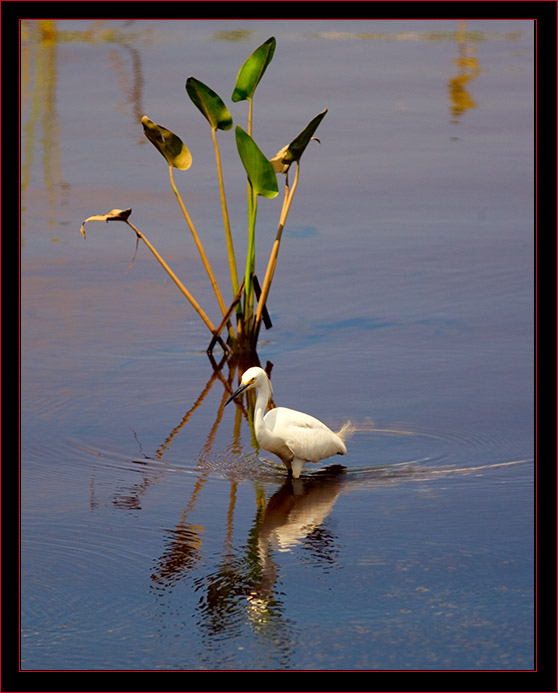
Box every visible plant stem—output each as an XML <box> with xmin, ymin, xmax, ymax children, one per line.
<box><xmin>211</xmin><ymin>127</ymin><xmax>239</xmax><ymax>296</ymax></box>
<box><xmin>168</xmin><ymin>164</ymin><xmax>228</xmax><ymax>319</ymax></box>
<box><xmin>253</xmin><ymin>163</ymin><xmax>300</xmax><ymax>334</ymax></box>
<box><xmin>241</xmin><ymin>99</ymin><xmax>255</xmax><ymax>334</ymax></box>
<box><xmin>207</xmin><ymin>278</ymin><xmax>245</xmax><ymax>354</ymax></box>
<box><xmin>247</xmin><ymin>98</ymin><xmax>253</xmax><ymax>136</ymax></box>
<box><xmin>243</xmin><ymin>186</ymin><xmax>258</xmax><ymax>323</ymax></box>
<box><xmin>124</xmin><ymin>220</ymin><xmax>220</xmax><ymax>340</ymax></box>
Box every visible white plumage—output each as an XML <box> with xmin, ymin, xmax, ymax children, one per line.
<box><xmin>226</xmin><ymin>367</ymin><xmax>351</xmax><ymax>478</ymax></box>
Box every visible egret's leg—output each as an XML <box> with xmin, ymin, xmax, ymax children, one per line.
<box><xmin>291</xmin><ymin>458</ymin><xmax>305</xmax><ymax>479</ymax></box>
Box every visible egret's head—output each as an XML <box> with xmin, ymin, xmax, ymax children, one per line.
<box><xmin>242</xmin><ymin>367</ymin><xmax>267</xmax><ymax>386</ymax></box>
<box><xmin>225</xmin><ymin>367</ymin><xmax>270</xmax><ymax>406</ymax></box>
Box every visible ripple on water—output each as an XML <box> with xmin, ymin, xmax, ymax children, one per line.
<box><xmin>21</xmin><ymin>514</ymin><xmax>158</xmax><ymax>633</ymax></box>
<box><xmin>20</xmin><ymin>421</ymin><xmax>533</xmax><ymax>671</ymax></box>
<box><xmin>63</xmin><ymin>419</ymin><xmax>533</xmax><ymax>498</ymax></box>
<box><xmin>343</xmin><ymin>419</ymin><xmax>533</xmax><ymax>477</ymax></box>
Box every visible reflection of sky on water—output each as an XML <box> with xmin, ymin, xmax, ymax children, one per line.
<box><xmin>21</xmin><ymin>19</ymin><xmax>533</xmax><ymax>237</ymax></box>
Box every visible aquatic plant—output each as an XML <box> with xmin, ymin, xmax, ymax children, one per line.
<box><xmin>81</xmin><ymin>37</ymin><xmax>326</xmax><ymax>360</ymax></box>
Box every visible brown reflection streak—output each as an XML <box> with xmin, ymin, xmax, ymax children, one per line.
<box><xmin>108</xmin><ymin>44</ymin><xmax>146</xmax><ymax>142</ymax></box>
<box><xmin>153</xmin><ymin>369</ymin><xmax>220</xmax><ymax>460</ymax></box>
<box><xmin>109</xmin><ymin>363</ymin><xmax>236</xmax><ymax>512</ymax></box>
<box><xmin>151</xmin><ymin>474</ymin><xmax>208</xmax><ymax>586</ymax></box>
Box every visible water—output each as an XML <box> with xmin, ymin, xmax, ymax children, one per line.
<box><xmin>21</xmin><ymin>19</ymin><xmax>534</xmax><ymax>671</ymax></box>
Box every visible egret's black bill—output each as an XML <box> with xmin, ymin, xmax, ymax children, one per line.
<box><xmin>225</xmin><ymin>383</ymin><xmax>248</xmax><ymax>406</ymax></box>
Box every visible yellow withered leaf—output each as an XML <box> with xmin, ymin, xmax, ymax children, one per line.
<box><xmin>80</xmin><ymin>208</ymin><xmax>132</xmax><ymax>239</ymax></box>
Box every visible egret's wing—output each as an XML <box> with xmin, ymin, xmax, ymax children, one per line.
<box><xmin>264</xmin><ymin>407</ymin><xmax>346</xmax><ymax>462</ymax></box>
<box><xmin>286</xmin><ymin>427</ymin><xmax>346</xmax><ymax>462</ymax></box>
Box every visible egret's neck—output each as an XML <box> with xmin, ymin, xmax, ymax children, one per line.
<box><xmin>253</xmin><ymin>378</ymin><xmax>272</xmax><ymax>424</ymax></box>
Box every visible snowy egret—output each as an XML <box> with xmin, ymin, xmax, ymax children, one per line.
<box><xmin>225</xmin><ymin>367</ymin><xmax>352</xmax><ymax>478</ymax></box>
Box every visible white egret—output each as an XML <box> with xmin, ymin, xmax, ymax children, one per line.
<box><xmin>225</xmin><ymin>367</ymin><xmax>352</xmax><ymax>478</ymax></box>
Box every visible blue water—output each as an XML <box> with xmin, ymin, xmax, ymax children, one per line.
<box><xmin>21</xmin><ymin>19</ymin><xmax>534</xmax><ymax>671</ymax></box>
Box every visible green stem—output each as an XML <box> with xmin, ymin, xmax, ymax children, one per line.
<box><xmin>243</xmin><ymin>187</ymin><xmax>258</xmax><ymax>323</ymax></box>
<box><xmin>242</xmin><ymin>99</ymin><xmax>255</xmax><ymax>331</ymax></box>
<box><xmin>247</xmin><ymin>98</ymin><xmax>253</xmax><ymax>136</ymax></box>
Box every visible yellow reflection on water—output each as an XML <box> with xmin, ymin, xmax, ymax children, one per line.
<box><xmin>448</xmin><ymin>21</ymin><xmax>481</xmax><ymax>124</ymax></box>
<box><xmin>20</xmin><ymin>20</ymin><xmax>147</xmax><ymax>231</ymax></box>
<box><xmin>21</xmin><ymin>20</ymin><xmax>69</xmax><ymax>226</ymax></box>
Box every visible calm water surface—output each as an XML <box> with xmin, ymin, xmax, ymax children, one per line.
<box><xmin>21</xmin><ymin>19</ymin><xmax>534</xmax><ymax>671</ymax></box>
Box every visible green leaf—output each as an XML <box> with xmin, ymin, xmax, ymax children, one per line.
<box><xmin>270</xmin><ymin>109</ymin><xmax>328</xmax><ymax>173</ymax></box>
<box><xmin>185</xmin><ymin>77</ymin><xmax>233</xmax><ymax>131</ymax></box>
<box><xmin>141</xmin><ymin>116</ymin><xmax>192</xmax><ymax>170</ymax></box>
<box><xmin>231</xmin><ymin>37</ymin><xmax>276</xmax><ymax>103</ymax></box>
<box><xmin>235</xmin><ymin>126</ymin><xmax>278</xmax><ymax>199</ymax></box>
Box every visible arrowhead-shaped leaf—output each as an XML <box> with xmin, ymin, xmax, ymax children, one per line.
<box><xmin>141</xmin><ymin>116</ymin><xmax>192</xmax><ymax>170</ymax></box>
<box><xmin>235</xmin><ymin>126</ymin><xmax>278</xmax><ymax>199</ymax></box>
<box><xmin>231</xmin><ymin>37</ymin><xmax>276</xmax><ymax>103</ymax></box>
<box><xmin>270</xmin><ymin>109</ymin><xmax>328</xmax><ymax>173</ymax></box>
<box><xmin>186</xmin><ymin>77</ymin><xmax>233</xmax><ymax>131</ymax></box>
